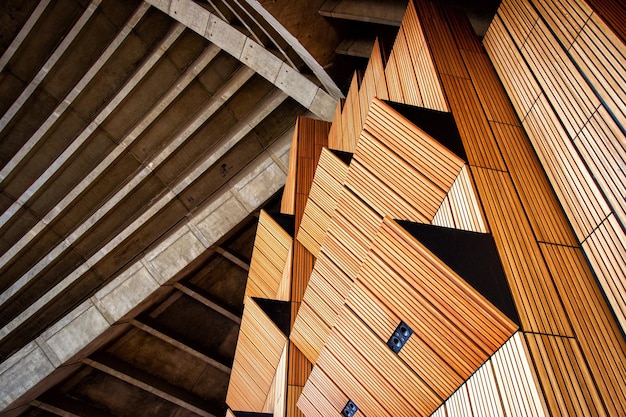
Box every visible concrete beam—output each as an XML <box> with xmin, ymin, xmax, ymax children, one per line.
<box><xmin>173</xmin><ymin>283</ymin><xmax>241</xmax><ymax>324</ymax></box>
<box><xmin>0</xmin><ymin>64</ymin><xmax>256</xmax><ymax>326</ymax></box>
<box><xmin>0</xmin><ymin>3</ymin><xmax>151</xmax><ymax>187</ymax></box>
<box><xmin>318</xmin><ymin>0</ymin><xmax>406</xmax><ymax>26</ymax></box>
<box><xmin>84</xmin><ymin>353</ymin><xmax>219</xmax><ymax>417</ymax></box>
<box><xmin>215</xmin><ymin>246</ymin><xmax>250</xmax><ymax>271</ymax></box>
<box><xmin>0</xmin><ymin>0</ymin><xmax>52</xmax><ymax>72</ymax></box>
<box><xmin>145</xmin><ymin>0</ymin><xmax>338</xmax><ymax>120</ymax></box>
<box><xmin>131</xmin><ymin>318</ymin><xmax>231</xmax><ymax>374</ymax></box>
<box><xmin>0</xmin><ymin>133</ymin><xmax>292</xmax><ymax>414</ymax></box>
<box><xmin>0</xmin><ymin>0</ymin><xmax>103</xmax><ymax>132</ymax></box>
<box><xmin>0</xmin><ymin>31</ymin><xmax>216</xmax><ymax>275</ymax></box>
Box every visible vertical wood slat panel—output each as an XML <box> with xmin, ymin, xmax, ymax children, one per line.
<box><xmin>442</xmin><ymin>164</ymin><xmax>489</xmax><ymax>233</ymax></box>
<box><xmin>339</xmin><ymin>73</ymin><xmax>362</xmax><ymax>153</ymax></box>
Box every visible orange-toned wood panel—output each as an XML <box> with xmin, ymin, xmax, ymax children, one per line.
<box><xmin>392</xmin><ymin>26</ymin><xmax>423</xmax><ymax>107</ymax></box>
<box><xmin>246</xmin><ymin>210</ymin><xmax>293</xmax><ymax>301</ymax></box>
<box><xmin>298</xmin><ymin>367</ymin><xmax>354</xmax><ymax>417</ymax></box>
<box><xmin>287</xmin><ymin>385</ymin><xmax>304</xmax><ymax>417</ymax></box>
<box><xmin>532</xmin><ymin>0</ymin><xmax>592</xmax><ymax>47</ymax></box>
<box><xmin>297</xmin><ymin>148</ymin><xmax>349</xmax><ymax>257</ymax></box>
<box><xmin>337</xmin><ymin>73</ymin><xmax>362</xmax><ymax>153</ymax></box>
<box><xmin>281</xmin><ymin>125</ymin><xmax>300</xmax><ymax>215</ymax></box>
<box><xmin>525</xmin><ymin>334</ymin><xmax>608</xmax><ymax>416</ymax></box>
<box><xmin>496</xmin><ymin>0</ymin><xmax>539</xmax><ymax>48</ymax></box>
<box><xmin>540</xmin><ymin>241</ymin><xmax>626</xmax><ymax>415</ymax></box>
<box><xmin>586</xmin><ymin>0</ymin><xmax>626</xmax><ymax>43</ymax></box>
<box><xmin>471</xmin><ymin>167</ymin><xmax>572</xmax><ymax>336</ymax></box>
<box><xmin>227</xmin><ymin>297</ymin><xmax>287</xmax><ymax>412</ymax></box>
<box><xmin>327</xmin><ymin>98</ymin><xmax>344</xmax><ymax>151</ymax></box>
<box><xmin>490</xmin><ymin>121</ymin><xmax>577</xmax><ymax>245</ymax></box>
<box><xmin>384</xmin><ymin>48</ymin><xmax>404</xmax><ymax>104</ymax></box>
<box><xmin>359</xmin><ymin>39</ymin><xmax>389</xmax><ymax>122</ymax></box>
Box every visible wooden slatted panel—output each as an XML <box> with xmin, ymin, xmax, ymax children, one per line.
<box><xmin>370</xmin><ymin>38</ymin><xmax>389</xmax><ymax>101</ymax></box>
<box><xmin>446</xmin><ymin>385</ymin><xmax>472</xmax><ymax>417</ymax></box>
<box><xmin>281</xmin><ymin>124</ymin><xmax>300</xmax><ymax>215</ymax></box>
<box><xmin>586</xmin><ymin>0</ymin><xmax>626</xmax><ymax>44</ymax></box>
<box><xmin>525</xmin><ymin>334</ymin><xmax>608</xmax><ymax>416</ymax></box>
<box><xmin>363</xmin><ymin>98</ymin><xmax>464</xmax><ymax>187</ymax></box>
<box><xmin>523</xmin><ymin>95</ymin><xmax>611</xmax><ymax>238</ymax></box>
<box><xmin>339</xmin><ymin>73</ymin><xmax>362</xmax><ymax>153</ymax></box>
<box><xmin>460</xmin><ymin>49</ymin><xmax>519</xmax><ymax>126</ymax></box>
<box><xmin>465</xmin><ymin>361</ymin><xmax>507</xmax><ymax>417</ymax></box>
<box><xmin>582</xmin><ymin>215</ymin><xmax>626</xmax><ymax>333</ymax></box>
<box><xmin>522</xmin><ymin>18</ymin><xmax>601</xmax><ymax>138</ymax></box>
<box><xmin>497</xmin><ymin>0</ymin><xmax>539</xmax><ymax>47</ymax></box>
<box><xmin>402</xmin><ymin>0</ymin><xmax>448</xmax><ymax>111</ymax></box>
<box><xmin>412</xmin><ymin>0</ymin><xmax>468</xmax><ymax>79</ymax></box>
<box><xmin>490</xmin><ymin>332</ymin><xmax>549</xmax><ymax>417</ymax></box>
<box><xmin>430</xmin><ymin>407</ymin><xmax>447</xmax><ymax>417</ymax></box>
<box><xmin>432</xmin><ymin>196</ymin><xmax>455</xmax><ymax>229</ymax></box>
<box><xmin>471</xmin><ymin>167</ymin><xmax>572</xmax><ymax>336</ymax></box>
<box><xmin>247</xmin><ymin>210</ymin><xmax>293</xmax><ymax>300</ymax></box>
<box><xmin>531</xmin><ymin>0</ymin><xmax>592</xmax><ymax>47</ymax></box>
<box><xmin>540</xmin><ymin>241</ymin><xmax>626</xmax><ymax>415</ymax></box>
<box><xmin>327</xmin><ymin>98</ymin><xmax>344</xmax><ymax>151</ymax></box>
<box><xmin>483</xmin><ymin>15</ymin><xmax>542</xmax><ymax>119</ymax></box>
<box><xmin>440</xmin><ymin>75</ymin><xmax>506</xmax><ymax>171</ymax></box>
<box><xmin>227</xmin><ymin>297</ymin><xmax>287</xmax><ymax>412</ymax></box>
<box><xmin>298</xmin><ymin>367</ymin><xmax>350</xmax><ymax>417</ymax></box>
<box><xmin>393</xmin><ymin>26</ymin><xmax>424</xmax><ymax>107</ymax></box>
<box><xmin>576</xmin><ymin>107</ymin><xmax>626</xmax><ymax>228</ymax></box>
<box><xmin>355</xmin><ymin>217</ymin><xmax>517</xmax><ymax>379</ymax></box>
<box><xmin>263</xmin><ymin>343</ymin><xmax>288</xmax><ymax>415</ymax></box>
<box><xmin>384</xmin><ymin>48</ymin><xmax>405</xmax><ymax>104</ymax></box>
<box><xmin>287</xmin><ymin>385</ymin><xmax>304</xmax><ymax>417</ymax></box>
<box><xmin>444</xmin><ymin>164</ymin><xmax>488</xmax><ymax>233</ymax></box>
<box><xmin>297</xmin><ymin>148</ymin><xmax>349</xmax><ymax>257</ymax></box>
<box><xmin>326</xmin><ymin>306</ymin><xmax>442</xmax><ymax>416</ymax></box>
<box><xmin>490</xmin><ymin>122</ymin><xmax>577</xmax><ymax>245</ymax></box>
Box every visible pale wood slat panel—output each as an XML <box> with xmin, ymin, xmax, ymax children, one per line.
<box><xmin>490</xmin><ymin>121</ymin><xmax>577</xmax><ymax>245</ymax></box>
<box><xmin>523</xmin><ymin>94</ymin><xmax>611</xmax><ymax>238</ymax></box>
<box><xmin>585</xmin><ymin>0</ymin><xmax>626</xmax><ymax>43</ymax></box>
<box><xmin>369</xmin><ymin>38</ymin><xmax>389</xmax><ymax>101</ymax></box>
<box><xmin>297</xmin><ymin>148</ymin><xmax>349</xmax><ymax>257</ymax></box>
<box><xmin>471</xmin><ymin>167</ymin><xmax>572</xmax><ymax>336</ymax></box>
<box><xmin>384</xmin><ymin>49</ymin><xmax>405</xmax><ymax>104</ymax></box>
<box><xmin>575</xmin><ymin>107</ymin><xmax>626</xmax><ymax>229</ymax></box>
<box><xmin>540</xmin><ymin>241</ymin><xmax>626</xmax><ymax>415</ymax></box>
<box><xmin>247</xmin><ymin>210</ymin><xmax>293</xmax><ymax>300</ymax></box>
<box><xmin>525</xmin><ymin>334</ymin><xmax>608</xmax><ymax>416</ymax></box>
<box><xmin>327</xmin><ymin>98</ymin><xmax>344</xmax><ymax>151</ymax></box>
<box><xmin>298</xmin><ymin>367</ymin><xmax>349</xmax><ymax>417</ymax></box>
<box><xmin>281</xmin><ymin>124</ymin><xmax>300</xmax><ymax>215</ymax></box>
<box><xmin>393</xmin><ymin>26</ymin><xmax>424</xmax><ymax>107</ymax></box>
<box><xmin>339</xmin><ymin>73</ymin><xmax>361</xmax><ymax>153</ymax></box>
<box><xmin>521</xmin><ymin>18</ymin><xmax>601</xmax><ymax>139</ymax></box>
<box><xmin>432</xmin><ymin>196</ymin><xmax>455</xmax><ymax>229</ymax></box>
<box><xmin>531</xmin><ymin>0</ymin><xmax>592</xmax><ymax>48</ymax></box>
<box><xmin>465</xmin><ymin>361</ymin><xmax>506</xmax><ymax>417</ymax></box>
<box><xmin>445</xmin><ymin>164</ymin><xmax>488</xmax><ymax>233</ymax></box>
<box><xmin>483</xmin><ymin>15</ymin><xmax>542</xmax><ymax>119</ymax></box>
<box><xmin>227</xmin><ymin>298</ymin><xmax>287</xmax><ymax>412</ymax></box>
<box><xmin>446</xmin><ymin>385</ymin><xmax>472</xmax><ymax>417</ymax></box>
<box><xmin>582</xmin><ymin>215</ymin><xmax>626</xmax><ymax>333</ymax></box>
<box><xmin>490</xmin><ymin>333</ymin><xmax>549</xmax><ymax>417</ymax></box>
<box><xmin>497</xmin><ymin>0</ymin><xmax>539</xmax><ymax>48</ymax></box>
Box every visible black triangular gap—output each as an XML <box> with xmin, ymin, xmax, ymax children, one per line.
<box><xmin>396</xmin><ymin>221</ymin><xmax>520</xmax><ymax>325</ymax></box>
<box><xmin>330</xmin><ymin>149</ymin><xmax>354</xmax><ymax>165</ymax></box>
<box><xmin>252</xmin><ymin>297</ymin><xmax>291</xmax><ymax>337</ymax></box>
<box><xmin>267</xmin><ymin>212</ymin><xmax>295</xmax><ymax>238</ymax></box>
<box><xmin>233</xmin><ymin>412</ymin><xmax>273</xmax><ymax>417</ymax></box>
<box><xmin>383</xmin><ymin>100</ymin><xmax>467</xmax><ymax>161</ymax></box>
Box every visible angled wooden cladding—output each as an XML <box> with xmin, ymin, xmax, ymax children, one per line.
<box><xmin>246</xmin><ymin>210</ymin><xmax>293</xmax><ymax>301</ymax></box>
<box><xmin>297</xmin><ymin>148</ymin><xmax>349</xmax><ymax>258</ymax></box>
<box><xmin>302</xmin><ymin>217</ymin><xmax>517</xmax><ymax>416</ymax></box>
<box><xmin>227</xmin><ymin>297</ymin><xmax>288</xmax><ymax>412</ymax></box>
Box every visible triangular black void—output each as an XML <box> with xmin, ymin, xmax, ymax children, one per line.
<box><xmin>252</xmin><ymin>297</ymin><xmax>291</xmax><ymax>337</ymax></box>
<box><xmin>396</xmin><ymin>221</ymin><xmax>520</xmax><ymax>325</ymax></box>
<box><xmin>330</xmin><ymin>149</ymin><xmax>354</xmax><ymax>165</ymax></box>
<box><xmin>267</xmin><ymin>212</ymin><xmax>295</xmax><ymax>238</ymax></box>
<box><xmin>384</xmin><ymin>100</ymin><xmax>467</xmax><ymax>161</ymax></box>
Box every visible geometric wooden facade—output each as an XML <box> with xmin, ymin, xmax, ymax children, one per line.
<box><xmin>228</xmin><ymin>0</ymin><xmax>626</xmax><ymax>416</ymax></box>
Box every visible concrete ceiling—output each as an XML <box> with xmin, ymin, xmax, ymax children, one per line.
<box><xmin>0</xmin><ymin>0</ymin><xmax>500</xmax><ymax>415</ymax></box>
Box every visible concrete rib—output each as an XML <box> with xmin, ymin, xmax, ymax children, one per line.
<box><xmin>0</xmin><ymin>3</ymin><xmax>150</xmax><ymax>185</ymax></box>
<box><xmin>0</xmin><ymin>87</ymin><xmax>286</xmax><ymax>342</ymax></box>
<box><xmin>0</xmin><ymin>0</ymin><xmax>52</xmax><ymax>72</ymax></box>
<box><xmin>0</xmin><ymin>24</ymin><xmax>204</xmax><ymax>273</ymax></box>
<box><xmin>0</xmin><ymin>0</ymin><xmax>103</xmax><ymax>132</ymax></box>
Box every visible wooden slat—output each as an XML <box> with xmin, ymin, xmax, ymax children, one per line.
<box><xmin>384</xmin><ymin>48</ymin><xmax>405</xmax><ymax>104</ymax></box>
<box><xmin>440</xmin><ymin>164</ymin><xmax>488</xmax><ymax>233</ymax></box>
<box><xmin>281</xmin><ymin>123</ymin><xmax>300</xmax><ymax>215</ymax></box>
<box><xmin>393</xmin><ymin>26</ymin><xmax>424</xmax><ymax>107</ymax></box>
<box><xmin>446</xmin><ymin>385</ymin><xmax>472</xmax><ymax>417</ymax></box>
<box><xmin>540</xmin><ymin>241</ymin><xmax>626</xmax><ymax>416</ymax></box>
<box><xmin>497</xmin><ymin>0</ymin><xmax>539</xmax><ymax>48</ymax></box>
<box><xmin>465</xmin><ymin>361</ymin><xmax>506</xmax><ymax>417</ymax></box>
<box><xmin>585</xmin><ymin>0</ymin><xmax>626</xmax><ymax>44</ymax></box>
<box><xmin>531</xmin><ymin>0</ymin><xmax>592</xmax><ymax>48</ymax></box>
<box><xmin>227</xmin><ymin>297</ymin><xmax>287</xmax><ymax>412</ymax></box>
<box><xmin>483</xmin><ymin>15</ymin><xmax>542</xmax><ymax>119</ymax></box>
<box><xmin>327</xmin><ymin>98</ymin><xmax>344</xmax><ymax>151</ymax></box>
<box><xmin>339</xmin><ymin>73</ymin><xmax>362</xmax><ymax>153</ymax></box>
<box><xmin>287</xmin><ymin>385</ymin><xmax>304</xmax><ymax>417</ymax></box>
<box><xmin>490</xmin><ymin>121</ymin><xmax>577</xmax><ymax>245</ymax></box>
<box><xmin>525</xmin><ymin>334</ymin><xmax>607</xmax><ymax>416</ymax></box>
<box><xmin>247</xmin><ymin>210</ymin><xmax>293</xmax><ymax>300</ymax></box>
<box><xmin>471</xmin><ymin>167</ymin><xmax>572</xmax><ymax>336</ymax></box>
<box><xmin>298</xmin><ymin>367</ymin><xmax>350</xmax><ymax>417</ymax></box>
<box><xmin>581</xmin><ymin>215</ymin><xmax>626</xmax><ymax>333</ymax></box>
<box><xmin>522</xmin><ymin>94</ymin><xmax>611</xmax><ymax>238</ymax></box>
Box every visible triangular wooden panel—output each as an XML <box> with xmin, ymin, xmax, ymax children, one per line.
<box><xmin>297</xmin><ymin>148</ymin><xmax>349</xmax><ymax>257</ymax></box>
<box><xmin>246</xmin><ymin>210</ymin><xmax>293</xmax><ymax>301</ymax></box>
<box><xmin>348</xmin><ymin>98</ymin><xmax>464</xmax><ymax>222</ymax></box>
<box><xmin>227</xmin><ymin>297</ymin><xmax>288</xmax><ymax>412</ymax></box>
